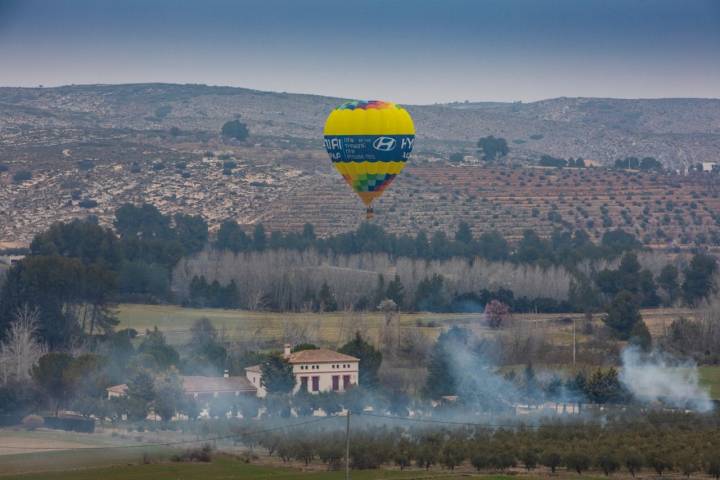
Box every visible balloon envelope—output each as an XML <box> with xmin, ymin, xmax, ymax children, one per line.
<box><xmin>323</xmin><ymin>100</ymin><xmax>415</xmax><ymax>208</ymax></box>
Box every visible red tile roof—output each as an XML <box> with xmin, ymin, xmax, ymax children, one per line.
<box><xmin>107</xmin><ymin>384</ymin><xmax>128</xmax><ymax>395</ymax></box>
<box><xmin>288</xmin><ymin>348</ymin><xmax>359</xmax><ymax>364</ymax></box>
<box><xmin>182</xmin><ymin>376</ymin><xmax>256</xmax><ymax>394</ymax></box>
<box><xmin>106</xmin><ymin>376</ymin><xmax>256</xmax><ymax>396</ymax></box>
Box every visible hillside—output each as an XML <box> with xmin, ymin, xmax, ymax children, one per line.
<box><xmin>2</xmin><ymin>84</ymin><xmax>719</xmax><ymax>167</ymax></box>
<box><xmin>1</xmin><ymin>83</ymin><xmax>719</xmax><ymax>245</ymax></box>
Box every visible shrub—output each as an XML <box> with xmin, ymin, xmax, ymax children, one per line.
<box><xmin>541</xmin><ymin>451</ymin><xmax>562</xmax><ymax>473</ymax></box>
<box><xmin>12</xmin><ymin>170</ymin><xmax>32</xmax><ymax>183</ymax></box>
<box><xmin>171</xmin><ymin>444</ymin><xmax>213</xmax><ymax>462</ymax></box>
<box><xmin>624</xmin><ymin>451</ymin><xmax>644</xmax><ymax>477</ymax></box>
<box><xmin>485</xmin><ymin>300</ymin><xmax>510</xmax><ymax>328</ymax></box>
<box><xmin>43</xmin><ymin>416</ymin><xmax>95</xmax><ymax>433</ymax></box>
<box><xmin>596</xmin><ymin>451</ymin><xmax>620</xmax><ymax>476</ymax></box>
<box><xmin>521</xmin><ymin>448</ymin><xmax>539</xmax><ymax>470</ymax></box>
<box><xmin>22</xmin><ymin>415</ymin><xmax>44</xmax><ymax>430</ymax></box>
<box><xmin>221</xmin><ymin>120</ymin><xmax>249</xmax><ymax>141</ymax></box>
<box><xmin>472</xmin><ymin>451</ymin><xmax>490</xmax><ymax>471</ymax></box>
<box><xmin>565</xmin><ymin>451</ymin><xmax>591</xmax><ymax>474</ymax></box>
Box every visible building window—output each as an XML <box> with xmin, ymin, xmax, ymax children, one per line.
<box><xmin>300</xmin><ymin>376</ymin><xmax>308</xmax><ymax>392</ymax></box>
<box><xmin>332</xmin><ymin>375</ymin><xmax>339</xmax><ymax>391</ymax></box>
<box><xmin>312</xmin><ymin>376</ymin><xmax>320</xmax><ymax>392</ymax></box>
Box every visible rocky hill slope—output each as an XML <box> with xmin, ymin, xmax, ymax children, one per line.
<box><xmin>1</xmin><ymin>83</ymin><xmax>719</xmax><ymax>168</ymax></box>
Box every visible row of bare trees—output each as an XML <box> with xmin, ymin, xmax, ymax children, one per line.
<box><xmin>172</xmin><ymin>249</ymin><xmax>573</xmax><ymax>311</ymax></box>
<box><xmin>662</xmin><ymin>291</ymin><xmax>720</xmax><ymax>362</ymax></box>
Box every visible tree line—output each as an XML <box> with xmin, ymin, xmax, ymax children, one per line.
<box><xmin>0</xmin><ymin>205</ymin><xmax>210</xmax><ymax>348</ymax></box>
<box><xmin>215</xmin><ymin>218</ymin><xmax>646</xmax><ymax>268</ymax></box>
<box><xmin>0</xmin><ymin>203</ymin><xmax>716</xmax><ymax>349</ymax></box>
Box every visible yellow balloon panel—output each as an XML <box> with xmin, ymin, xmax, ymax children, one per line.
<box><xmin>323</xmin><ymin>101</ymin><xmax>415</xmax><ymax>136</ymax></box>
<box><xmin>323</xmin><ymin>100</ymin><xmax>415</xmax><ymax>209</ymax></box>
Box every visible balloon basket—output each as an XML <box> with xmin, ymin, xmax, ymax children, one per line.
<box><xmin>366</xmin><ymin>207</ymin><xmax>374</xmax><ymax>220</ymax></box>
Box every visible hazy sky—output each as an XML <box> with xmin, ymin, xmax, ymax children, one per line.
<box><xmin>0</xmin><ymin>0</ymin><xmax>718</xmax><ymax>104</ymax></box>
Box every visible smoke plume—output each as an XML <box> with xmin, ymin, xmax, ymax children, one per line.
<box><xmin>620</xmin><ymin>346</ymin><xmax>714</xmax><ymax>413</ymax></box>
<box><xmin>446</xmin><ymin>333</ymin><xmax>520</xmax><ymax>411</ymax></box>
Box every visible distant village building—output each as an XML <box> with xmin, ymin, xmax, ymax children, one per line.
<box><xmin>245</xmin><ymin>344</ymin><xmax>359</xmax><ymax>398</ymax></box>
<box><xmin>702</xmin><ymin>162</ymin><xmax>717</xmax><ymax>172</ymax></box>
<box><xmin>0</xmin><ymin>254</ymin><xmax>25</xmax><ymax>266</ymax></box>
<box><xmin>106</xmin><ymin>373</ymin><xmax>257</xmax><ymax>401</ymax></box>
<box><xmin>514</xmin><ymin>401</ymin><xmax>581</xmax><ymax>416</ymax></box>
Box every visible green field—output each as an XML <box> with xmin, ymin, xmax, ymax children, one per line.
<box><xmin>699</xmin><ymin>366</ymin><xmax>720</xmax><ymax>399</ymax></box>
<box><xmin>114</xmin><ymin>303</ymin><xmax>604</xmax><ymax>348</ymax></box>
<box><xmin>116</xmin><ymin>303</ymin><xmax>485</xmax><ymax>347</ymax></box>
<box><xmin>0</xmin><ymin>429</ymin><xmax>173</xmax><ymax>476</ymax></box>
<box><xmin>115</xmin><ymin>304</ymin><xmax>694</xmax><ymax>346</ymax></box>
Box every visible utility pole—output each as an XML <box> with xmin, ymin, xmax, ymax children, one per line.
<box><xmin>572</xmin><ymin>317</ymin><xmax>576</xmax><ymax>368</ymax></box>
<box><xmin>345</xmin><ymin>410</ymin><xmax>351</xmax><ymax>480</ymax></box>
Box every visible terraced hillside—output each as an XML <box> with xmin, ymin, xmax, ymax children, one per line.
<box><xmin>1</xmin><ymin>84</ymin><xmax>719</xmax><ymax>246</ymax></box>
<box><xmin>258</xmin><ymin>164</ymin><xmax>720</xmax><ymax>247</ymax></box>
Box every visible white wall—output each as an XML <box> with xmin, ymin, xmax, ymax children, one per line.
<box><xmin>292</xmin><ymin>361</ymin><xmax>359</xmax><ymax>395</ymax></box>
<box><xmin>245</xmin><ymin>370</ymin><xmax>267</xmax><ymax>398</ymax></box>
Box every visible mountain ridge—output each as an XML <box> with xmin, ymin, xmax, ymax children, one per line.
<box><xmin>1</xmin><ymin>83</ymin><xmax>719</xmax><ymax>168</ymax></box>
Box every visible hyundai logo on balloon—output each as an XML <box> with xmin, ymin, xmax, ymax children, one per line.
<box><xmin>372</xmin><ymin>136</ymin><xmax>397</xmax><ymax>151</ymax></box>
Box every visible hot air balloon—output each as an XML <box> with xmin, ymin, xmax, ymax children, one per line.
<box><xmin>323</xmin><ymin>100</ymin><xmax>415</xmax><ymax>219</ymax></box>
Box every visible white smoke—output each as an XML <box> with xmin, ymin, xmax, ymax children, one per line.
<box><xmin>446</xmin><ymin>335</ymin><xmax>520</xmax><ymax>411</ymax></box>
<box><xmin>620</xmin><ymin>346</ymin><xmax>714</xmax><ymax>413</ymax></box>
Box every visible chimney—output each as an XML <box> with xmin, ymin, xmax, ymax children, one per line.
<box><xmin>223</xmin><ymin>369</ymin><xmax>229</xmax><ymax>378</ymax></box>
<box><xmin>283</xmin><ymin>343</ymin><xmax>291</xmax><ymax>359</ymax></box>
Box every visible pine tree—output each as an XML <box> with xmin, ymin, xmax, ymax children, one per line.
<box><xmin>339</xmin><ymin>332</ymin><xmax>382</xmax><ymax>389</ymax></box>
<box><xmin>604</xmin><ymin>291</ymin><xmax>642</xmax><ymax>339</ymax></box>
<box><xmin>422</xmin><ymin>326</ymin><xmax>468</xmax><ymax>398</ymax></box>
<box><xmin>317</xmin><ymin>281</ymin><xmax>338</xmax><ymax>312</ymax></box>
<box><xmin>372</xmin><ymin>274</ymin><xmax>385</xmax><ymax>307</ymax></box>
<box><xmin>385</xmin><ymin>275</ymin><xmax>405</xmax><ymax>308</ymax></box>
<box><xmin>261</xmin><ymin>355</ymin><xmax>295</xmax><ymax>394</ymax></box>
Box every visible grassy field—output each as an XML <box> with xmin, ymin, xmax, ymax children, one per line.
<box><xmin>699</xmin><ymin>366</ymin><xmax>720</xmax><ymax>399</ymax></box>
<box><xmin>116</xmin><ymin>304</ymin><xmax>485</xmax><ymax>347</ymax></box>
<box><xmin>0</xmin><ymin>429</ymin><xmax>174</xmax><ymax>476</ymax></box>
<box><xmin>116</xmin><ymin>303</ymin><xmax>695</xmax><ymax>348</ymax></box>
<box><xmin>0</xmin><ymin>429</ymin><xmax>124</xmax><ymax>455</ymax></box>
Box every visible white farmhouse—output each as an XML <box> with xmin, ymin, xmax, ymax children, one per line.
<box><xmin>245</xmin><ymin>344</ymin><xmax>359</xmax><ymax>398</ymax></box>
<box><xmin>701</xmin><ymin>162</ymin><xmax>717</xmax><ymax>172</ymax></box>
